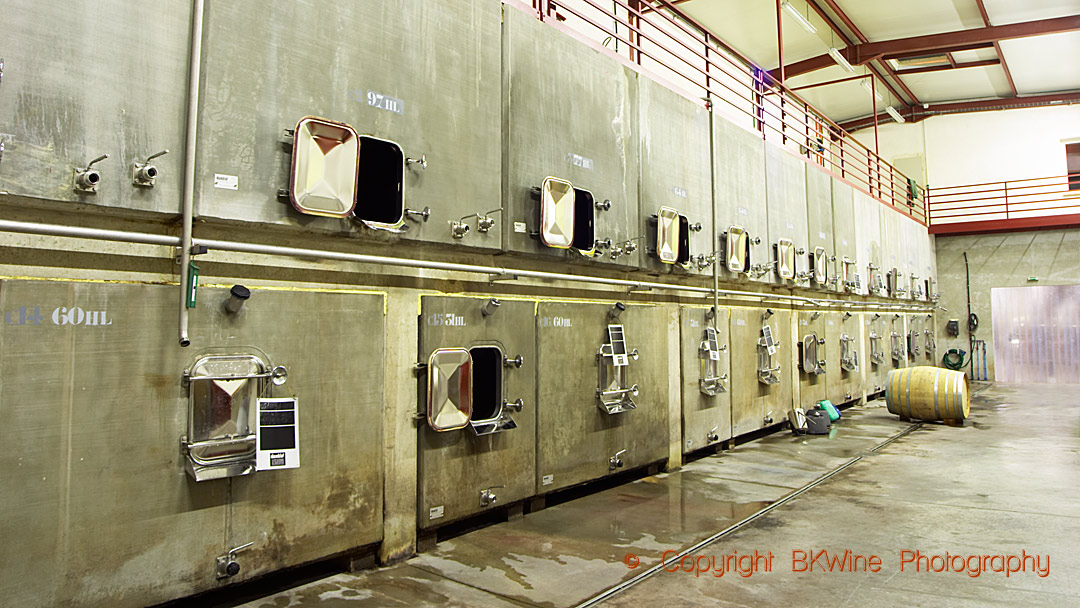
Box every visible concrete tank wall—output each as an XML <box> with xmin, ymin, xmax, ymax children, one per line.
<box><xmin>0</xmin><ymin>2</ymin><xmax>938</xmax><ymax>605</ymax></box>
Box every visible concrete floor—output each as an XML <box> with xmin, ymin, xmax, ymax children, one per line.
<box><xmin>237</xmin><ymin>384</ymin><xmax>1080</xmax><ymax>607</ymax></box>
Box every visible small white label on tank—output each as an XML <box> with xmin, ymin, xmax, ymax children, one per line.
<box><xmin>542</xmin><ymin>474</ymin><xmax>554</xmax><ymax>486</ymax></box>
<box><xmin>514</xmin><ymin>222</ymin><xmax>528</xmax><ymax>234</ymax></box>
<box><xmin>819</xmin><ymin>231</ymin><xmax>826</xmax><ymax>240</ymax></box>
<box><xmin>214</xmin><ymin>174</ymin><xmax>238</xmax><ymax>190</ymax></box>
<box><xmin>786</xmin><ymin>222</ymin><xmax>795</xmax><ymax>230</ymax></box>
<box><xmin>673</xmin><ymin>186</ymin><xmax>687</xmax><ymax>198</ymax></box>
<box><xmin>842</xmin><ymin>239</ymin><xmax>849</xmax><ymax>246</ymax></box>
<box><xmin>736</xmin><ymin>319</ymin><xmax>746</xmax><ymax>326</ymax></box>
<box><xmin>567</xmin><ymin>153</ymin><xmax>594</xmax><ymax>170</ymax></box>
<box><xmin>690</xmin><ymin>319</ymin><xmax>700</xmax><ymax>327</ymax></box>
<box><xmin>738</xmin><ymin>206</ymin><xmax>749</xmax><ymax>216</ymax></box>
<box><xmin>429</xmin><ymin>506</ymin><xmax>444</xmax><ymax>520</ymax></box>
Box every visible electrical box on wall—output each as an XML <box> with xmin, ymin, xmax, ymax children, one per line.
<box><xmin>256</xmin><ymin>397</ymin><xmax>300</xmax><ymax>471</ymax></box>
<box><xmin>946</xmin><ymin>319</ymin><xmax>960</xmax><ymax>337</ymax></box>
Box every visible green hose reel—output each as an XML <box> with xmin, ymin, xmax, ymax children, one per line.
<box><xmin>942</xmin><ymin>348</ymin><xmax>968</xmax><ymax>371</ymax></box>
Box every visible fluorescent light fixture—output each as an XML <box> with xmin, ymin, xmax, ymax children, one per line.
<box><xmin>828</xmin><ymin>47</ymin><xmax>854</xmax><ymax>73</ymax></box>
<box><xmin>861</xmin><ymin>79</ymin><xmax>883</xmax><ymax>102</ymax></box>
<box><xmin>781</xmin><ymin>1</ymin><xmax>817</xmax><ymax>34</ymax></box>
<box><xmin>887</xmin><ymin>58</ymin><xmax>900</xmax><ymax>70</ymax></box>
<box><xmin>885</xmin><ymin>106</ymin><xmax>906</xmax><ymax>123</ymax></box>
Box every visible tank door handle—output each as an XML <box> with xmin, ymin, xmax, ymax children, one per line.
<box><xmin>405</xmin><ymin>206</ymin><xmax>431</xmax><ymax>222</ymax></box>
<box><xmin>406</xmin><ymin>153</ymin><xmax>427</xmax><ymax>170</ymax></box>
<box><xmin>504</xmin><ymin>354</ymin><xmax>524</xmax><ymax>368</ymax></box>
<box><xmin>504</xmin><ymin>398</ymin><xmax>524</xmax><ymax>412</ymax></box>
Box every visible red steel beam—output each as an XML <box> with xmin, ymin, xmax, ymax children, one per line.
<box><xmin>929</xmin><ymin>213</ymin><xmax>1080</xmax><ymax>236</ymax></box>
<box><xmin>838</xmin><ymin>91</ymin><xmax>1080</xmax><ymax>131</ymax></box>
<box><xmin>974</xmin><ymin>0</ymin><xmax>1019</xmax><ymax>97</ymax></box>
<box><xmin>774</xmin><ymin>15</ymin><xmax>1080</xmax><ymax>79</ymax></box>
<box><xmin>812</xmin><ymin>0</ymin><xmax>920</xmax><ymax>105</ymax></box>
<box><xmin>852</xmin><ymin>14</ymin><xmax>1080</xmax><ymax>62</ymax></box>
<box><xmin>895</xmin><ymin>58</ymin><xmax>999</xmax><ymax>75</ymax></box>
<box><xmin>884</xmin><ymin>42</ymin><xmax>995</xmax><ymax>60</ymax></box>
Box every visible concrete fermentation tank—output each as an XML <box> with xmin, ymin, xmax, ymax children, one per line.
<box><xmin>502</xmin><ymin>8</ymin><xmax>641</xmax><ymax>267</ymax></box>
<box><xmin>638</xmin><ymin>80</ymin><xmax>714</xmax><ymax>277</ymax></box>
<box><xmin>806</xmin><ymin>167</ymin><xmax>837</xmax><ymax>293</ymax></box>
<box><xmin>765</xmin><ymin>147</ymin><xmax>810</xmax><ymax>287</ymax></box>
<box><xmin>194</xmin><ymin>0</ymin><xmax>505</xmax><ymax>249</ymax></box>
<box><xmin>729</xmin><ymin>307</ymin><xmax>792</xmax><ymax>437</ymax></box>
<box><xmin>824</xmin><ymin>311</ymin><xmax>865</xmax><ymax>406</ymax></box>
<box><xmin>714</xmin><ymin>118</ymin><xmax>771</xmax><ymax>285</ymax></box>
<box><xmin>535</xmin><ymin>301</ymin><xmax>669</xmax><ymax>493</ymax></box>
<box><xmin>680</xmin><ymin>306</ymin><xmax>732</xmax><ymax>453</ymax></box>
<box><xmin>797</xmin><ymin>310</ymin><xmax>828</xmax><ymax>409</ymax></box>
<box><xmin>417</xmin><ymin>296</ymin><xmax>536</xmax><ymax>529</ymax></box>
<box><xmin>863</xmin><ymin>311</ymin><xmax>892</xmax><ymax>397</ymax></box>
<box><xmin>0</xmin><ymin>280</ymin><xmax>385</xmax><ymax>606</ymax></box>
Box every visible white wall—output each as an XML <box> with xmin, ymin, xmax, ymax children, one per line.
<box><xmin>853</xmin><ymin>104</ymin><xmax>1080</xmax><ymax>188</ymax></box>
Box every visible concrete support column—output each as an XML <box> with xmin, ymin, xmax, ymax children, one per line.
<box><xmin>378</xmin><ymin>287</ymin><xmax>420</xmax><ymax>564</ymax></box>
<box><xmin>665</xmin><ymin>304</ymin><xmax>683</xmax><ymax>471</ymax></box>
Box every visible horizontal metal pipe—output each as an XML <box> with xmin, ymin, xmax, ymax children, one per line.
<box><xmin>0</xmin><ymin>219</ymin><xmax>934</xmax><ymax>311</ymax></box>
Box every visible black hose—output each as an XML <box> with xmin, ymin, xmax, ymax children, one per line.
<box><xmin>963</xmin><ymin>251</ymin><xmax>974</xmax><ymax>377</ymax></box>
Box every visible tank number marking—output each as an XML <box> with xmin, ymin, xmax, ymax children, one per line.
<box><xmin>4</xmin><ymin>306</ymin><xmax>112</xmax><ymax>327</ymax></box>
<box><xmin>737</xmin><ymin>206</ymin><xmax>749</xmax><ymax>216</ymax></box>
<box><xmin>357</xmin><ymin>89</ymin><xmax>404</xmax><ymax>115</ymax></box>
<box><xmin>689</xmin><ymin>319</ymin><xmax>700</xmax><ymax>327</ymax></box>
<box><xmin>567</xmin><ymin>153</ymin><xmax>594</xmax><ymax>170</ymax></box>
<box><xmin>429</xmin><ymin>506</ymin><xmax>444</xmax><ymax>520</ymax></box>
<box><xmin>539</xmin><ymin>316</ymin><xmax>572</xmax><ymax>328</ymax></box>
<box><xmin>672</xmin><ymin>186</ymin><xmax>687</xmax><ymax>198</ymax></box>
<box><xmin>735</xmin><ymin>319</ymin><xmax>746</xmax><ymax>326</ymax></box>
<box><xmin>542</xmin><ymin>474</ymin><xmax>554</xmax><ymax>486</ymax></box>
<box><xmin>514</xmin><ymin>222</ymin><xmax>528</xmax><ymax>234</ymax></box>
<box><xmin>427</xmin><ymin>313</ymin><xmax>466</xmax><ymax>327</ymax></box>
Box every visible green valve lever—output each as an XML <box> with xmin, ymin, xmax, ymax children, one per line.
<box><xmin>186</xmin><ymin>262</ymin><xmax>199</xmax><ymax>309</ymax></box>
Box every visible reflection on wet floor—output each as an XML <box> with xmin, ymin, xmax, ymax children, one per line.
<box><xmin>241</xmin><ymin>398</ymin><xmax>929</xmax><ymax>608</ymax></box>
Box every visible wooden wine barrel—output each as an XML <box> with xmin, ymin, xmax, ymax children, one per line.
<box><xmin>886</xmin><ymin>366</ymin><xmax>970</xmax><ymax>422</ymax></box>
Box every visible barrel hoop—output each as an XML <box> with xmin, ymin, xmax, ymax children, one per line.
<box><xmin>904</xmin><ymin>368</ymin><xmax>913</xmax><ymax>418</ymax></box>
<box><xmin>933</xmin><ymin>368</ymin><xmax>941</xmax><ymax>419</ymax></box>
<box><xmin>959</xmin><ymin>373</ymin><xmax>967</xmax><ymax>421</ymax></box>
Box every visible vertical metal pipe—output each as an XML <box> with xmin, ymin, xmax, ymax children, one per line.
<box><xmin>708</xmin><ymin>102</ymin><xmax>719</xmax><ymax>323</ymax></box>
<box><xmin>179</xmin><ymin>0</ymin><xmax>205</xmax><ymax>347</ymax></box>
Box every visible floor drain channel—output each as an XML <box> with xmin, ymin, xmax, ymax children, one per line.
<box><xmin>575</xmin><ymin>422</ymin><xmax>922</xmax><ymax>608</ymax></box>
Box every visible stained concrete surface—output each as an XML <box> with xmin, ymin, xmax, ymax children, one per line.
<box><xmin>238</xmin><ymin>384</ymin><xmax>1079</xmax><ymax>607</ymax></box>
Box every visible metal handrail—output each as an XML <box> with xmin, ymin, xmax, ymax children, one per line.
<box><xmin>522</xmin><ymin>0</ymin><xmax>924</xmax><ymax>223</ymax></box>
<box><xmin>926</xmin><ymin>172</ymin><xmax>1080</xmax><ymax>225</ymax></box>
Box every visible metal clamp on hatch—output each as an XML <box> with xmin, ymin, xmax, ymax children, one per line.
<box><xmin>840</xmin><ymin>333</ymin><xmax>859</xmax><ymax>372</ymax></box>
<box><xmin>908</xmin><ymin>329</ymin><xmax>922</xmax><ymax>357</ymax></box>
<box><xmin>531</xmin><ymin>177</ymin><xmax>598</xmax><ymax>257</ymax></box>
<box><xmin>891</xmin><ymin>331</ymin><xmax>906</xmax><ymax>361</ymax></box>
<box><xmin>800</xmin><ymin>333</ymin><xmax>827</xmax><ymax>375</ymax></box>
<box><xmin>698</xmin><ymin>326</ymin><xmax>727</xmax><ymax>396</ymax></box>
<box><xmin>596</xmin><ymin>321</ymin><xmax>639</xmax><ymax>414</ymax></box>
<box><xmin>841</xmin><ymin>257</ymin><xmax>860</xmax><ymax>292</ymax></box>
<box><xmin>422</xmin><ymin>345</ymin><xmax>523</xmax><ymax>437</ymax></box>
<box><xmin>757</xmin><ymin>312</ymin><xmax>781</xmax><ymax>385</ymax></box>
<box><xmin>651</xmin><ymin>206</ymin><xmax>692</xmax><ymax>267</ymax></box>
<box><xmin>721</xmin><ymin>225</ymin><xmax>751</xmax><ymax>274</ymax></box>
<box><xmin>869</xmin><ymin>329</ymin><xmax>886</xmax><ymax>365</ymax></box>
<box><xmin>180</xmin><ymin>351</ymin><xmax>289</xmax><ymax>482</ymax></box>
